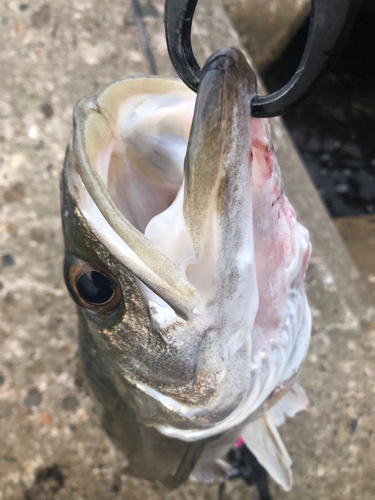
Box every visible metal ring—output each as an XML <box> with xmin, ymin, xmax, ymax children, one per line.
<box><xmin>164</xmin><ymin>0</ymin><xmax>359</xmax><ymax>117</ymax></box>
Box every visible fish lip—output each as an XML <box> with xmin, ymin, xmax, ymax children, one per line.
<box><xmin>201</xmin><ymin>47</ymin><xmax>240</xmax><ymax>77</ymax></box>
<box><xmin>200</xmin><ymin>47</ymin><xmax>257</xmax><ymax>98</ymax></box>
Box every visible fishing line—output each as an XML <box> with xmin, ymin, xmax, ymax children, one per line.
<box><xmin>131</xmin><ymin>0</ymin><xmax>158</xmax><ymax>75</ymax></box>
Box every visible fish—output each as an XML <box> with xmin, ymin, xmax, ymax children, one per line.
<box><xmin>61</xmin><ymin>47</ymin><xmax>311</xmax><ymax>491</ymax></box>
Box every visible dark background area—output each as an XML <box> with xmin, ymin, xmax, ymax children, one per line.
<box><xmin>261</xmin><ymin>6</ymin><xmax>375</xmax><ymax>217</ymax></box>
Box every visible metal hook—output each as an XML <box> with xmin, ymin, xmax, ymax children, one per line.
<box><xmin>164</xmin><ymin>0</ymin><xmax>359</xmax><ymax>117</ymax></box>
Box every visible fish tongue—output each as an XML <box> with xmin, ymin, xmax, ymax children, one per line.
<box><xmin>183</xmin><ymin>48</ymin><xmax>258</xmax><ymax>315</ymax></box>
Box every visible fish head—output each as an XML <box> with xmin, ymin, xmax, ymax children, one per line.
<box><xmin>61</xmin><ymin>48</ymin><xmax>311</xmax><ymax>439</ymax></box>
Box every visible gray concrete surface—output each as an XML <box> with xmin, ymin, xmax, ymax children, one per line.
<box><xmin>335</xmin><ymin>215</ymin><xmax>375</xmax><ymax>302</ymax></box>
<box><xmin>1</xmin><ymin>1</ymin><xmax>374</xmax><ymax>499</ymax></box>
<box><xmin>221</xmin><ymin>0</ymin><xmax>310</xmax><ymax>70</ymax></box>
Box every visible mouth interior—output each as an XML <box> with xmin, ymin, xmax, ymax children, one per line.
<box><xmin>97</xmin><ymin>91</ymin><xmax>195</xmax><ymax>235</ymax></box>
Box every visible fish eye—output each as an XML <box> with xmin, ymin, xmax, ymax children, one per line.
<box><xmin>64</xmin><ymin>256</ymin><xmax>121</xmax><ymax>314</ymax></box>
<box><xmin>76</xmin><ymin>271</ymin><xmax>114</xmax><ymax>304</ymax></box>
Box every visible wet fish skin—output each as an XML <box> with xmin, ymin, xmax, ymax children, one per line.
<box><xmin>61</xmin><ymin>48</ymin><xmax>311</xmax><ymax>488</ymax></box>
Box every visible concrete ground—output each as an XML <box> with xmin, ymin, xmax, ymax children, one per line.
<box><xmin>1</xmin><ymin>1</ymin><xmax>374</xmax><ymax>499</ymax></box>
<box><xmin>335</xmin><ymin>216</ymin><xmax>375</xmax><ymax>302</ymax></box>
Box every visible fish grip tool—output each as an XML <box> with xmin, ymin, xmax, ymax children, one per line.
<box><xmin>164</xmin><ymin>0</ymin><xmax>359</xmax><ymax>117</ymax></box>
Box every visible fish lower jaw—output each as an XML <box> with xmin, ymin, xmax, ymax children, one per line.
<box><xmin>138</xmin><ymin>289</ymin><xmax>311</xmax><ymax>442</ymax></box>
<box><xmin>133</xmin><ymin>356</ymin><xmax>300</xmax><ymax>443</ymax></box>
<box><xmin>153</xmin><ymin>370</ymin><xmax>299</xmax><ymax>443</ymax></box>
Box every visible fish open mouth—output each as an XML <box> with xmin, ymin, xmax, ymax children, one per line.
<box><xmin>68</xmin><ymin>52</ymin><xmax>259</xmax><ymax>312</ymax></box>
<box><xmin>65</xmin><ymin>49</ymin><xmax>311</xmax><ymax>441</ymax></box>
<box><xmin>67</xmin><ymin>56</ymin><xmax>259</xmax><ymax>315</ymax></box>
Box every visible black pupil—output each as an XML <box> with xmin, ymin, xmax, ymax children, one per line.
<box><xmin>76</xmin><ymin>271</ymin><xmax>114</xmax><ymax>305</ymax></box>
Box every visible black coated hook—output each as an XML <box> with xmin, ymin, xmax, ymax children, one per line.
<box><xmin>164</xmin><ymin>0</ymin><xmax>359</xmax><ymax>117</ymax></box>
